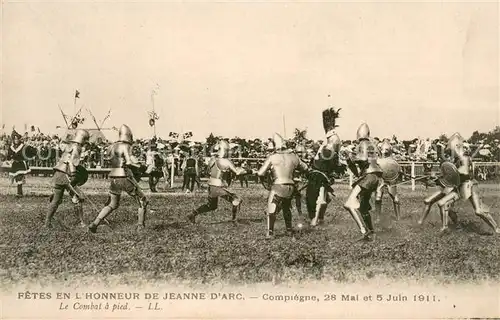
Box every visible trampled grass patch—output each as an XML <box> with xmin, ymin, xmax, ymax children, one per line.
<box><xmin>1</xmin><ymin>178</ymin><xmax>499</xmax><ymax>288</ymax></box>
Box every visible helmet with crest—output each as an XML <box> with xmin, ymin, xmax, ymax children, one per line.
<box><xmin>322</xmin><ymin>107</ymin><xmax>342</xmax><ymax>152</ymax></box>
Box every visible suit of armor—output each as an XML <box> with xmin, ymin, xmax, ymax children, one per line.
<box><xmin>343</xmin><ymin>123</ymin><xmax>383</xmax><ymax>241</ymax></box>
<box><xmin>188</xmin><ymin>141</ymin><xmax>245</xmax><ymax>223</ymax></box>
<box><xmin>305</xmin><ymin>133</ymin><xmax>341</xmax><ymax>226</ymax></box>
<box><xmin>418</xmin><ymin>133</ymin><xmax>499</xmax><ymax>233</ymax></box>
<box><xmin>303</xmin><ymin>107</ymin><xmax>343</xmax><ymax>227</ymax></box>
<box><xmin>258</xmin><ymin>133</ymin><xmax>308</xmax><ymax>238</ymax></box>
<box><xmin>45</xmin><ymin>129</ymin><xmax>90</xmax><ymax>228</ymax></box>
<box><xmin>374</xmin><ymin>141</ymin><xmax>401</xmax><ymax>226</ymax></box>
<box><xmin>88</xmin><ymin>125</ymin><xmax>149</xmax><ymax>233</ymax></box>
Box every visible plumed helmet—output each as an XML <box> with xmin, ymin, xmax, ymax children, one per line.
<box><xmin>380</xmin><ymin>140</ymin><xmax>392</xmax><ymax>157</ymax></box>
<box><xmin>117</xmin><ymin>124</ymin><xmax>133</xmax><ymax>144</ymax></box>
<box><xmin>447</xmin><ymin>132</ymin><xmax>464</xmax><ymax>156</ymax></box>
<box><xmin>218</xmin><ymin>140</ymin><xmax>230</xmax><ymax>158</ymax></box>
<box><xmin>273</xmin><ymin>133</ymin><xmax>286</xmax><ymax>150</ymax></box>
<box><xmin>71</xmin><ymin>129</ymin><xmax>90</xmax><ymax>145</ymax></box>
<box><xmin>356</xmin><ymin>123</ymin><xmax>370</xmax><ymax>141</ymax></box>
<box><xmin>356</xmin><ymin>140</ymin><xmax>377</xmax><ymax>161</ymax></box>
<box><xmin>322</xmin><ymin>107</ymin><xmax>342</xmax><ymax>140</ymax></box>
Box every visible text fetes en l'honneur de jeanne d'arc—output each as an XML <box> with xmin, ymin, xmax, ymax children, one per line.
<box><xmin>17</xmin><ymin>291</ymin><xmax>440</xmax><ymax>305</ymax></box>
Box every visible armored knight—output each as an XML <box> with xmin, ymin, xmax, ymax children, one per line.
<box><xmin>45</xmin><ymin>129</ymin><xmax>90</xmax><ymax>228</ymax></box>
<box><xmin>343</xmin><ymin>123</ymin><xmax>383</xmax><ymax>241</ymax></box>
<box><xmin>418</xmin><ymin>133</ymin><xmax>500</xmax><ymax>233</ymax></box>
<box><xmin>7</xmin><ymin>130</ymin><xmax>35</xmax><ymax>197</ymax></box>
<box><xmin>88</xmin><ymin>125</ymin><xmax>149</xmax><ymax>233</ymax></box>
<box><xmin>187</xmin><ymin>140</ymin><xmax>245</xmax><ymax>223</ymax></box>
<box><xmin>258</xmin><ymin>133</ymin><xmax>308</xmax><ymax>238</ymax></box>
<box><xmin>373</xmin><ymin>140</ymin><xmax>402</xmax><ymax>227</ymax></box>
<box><xmin>305</xmin><ymin>108</ymin><xmax>343</xmax><ymax>226</ymax></box>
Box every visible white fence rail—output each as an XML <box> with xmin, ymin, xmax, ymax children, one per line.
<box><xmin>1</xmin><ymin>160</ymin><xmax>499</xmax><ymax>191</ymax></box>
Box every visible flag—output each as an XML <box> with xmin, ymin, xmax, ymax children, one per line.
<box><xmin>75</xmin><ymin>90</ymin><xmax>80</xmax><ymax>99</ymax></box>
<box><xmin>169</xmin><ymin>132</ymin><xmax>179</xmax><ymax>139</ymax></box>
<box><xmin>183</xmin><ymin>132</ymin><xmax>193</xmax><ymax>140</ymax></box>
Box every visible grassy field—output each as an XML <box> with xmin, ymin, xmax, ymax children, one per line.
<box><xmin>1</xmin><ymin>177</ymin><xmax>500</xmax><ymax>288</ymax></box>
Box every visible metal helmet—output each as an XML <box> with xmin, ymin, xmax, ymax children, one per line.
<box><xmin>117</xmin><ymin>124</ymin><xmax>133</xmax><ymax>144</ymax></box>
<box><xmin>380</xmin><ymin>140</ymin><xmax>392</xmax><ymax>157</ymax></box>
<box><xmin>356</xmin><ymin>140</ymin><xmax>377</xmax><ymax>161</ymax></box>
<box><xmin>71</xmin><ymin>129</ymin><xmax>90</xmax><ymax>145</ymax></box>
<box><xmin>218</xmin><ymin>140</ymin><xmax>230</xmax><ymax>158</ymax></box>
<box><xmin>325</xmin><ymin>132</ymin><xmax>341</xmax><ymax>152</ymax></box>
<box><xmin>273</xmin><ymin>133</ymin><xmax>286</xmax><ymax>151</ymax></box>
<box><xmin>447</xmin><ymin>132</ymin><xmax>464</xmax><ymax>156</ymax></box>
<box><xmin>356</xmin><ymin>123</ymin><xmax>370</xmax><ymax>141</ymax></box>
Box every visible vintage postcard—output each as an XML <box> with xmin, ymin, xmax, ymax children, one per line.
<box><xmin>0</xmin><ymin>0</ymin><xmax>499</xmax><ymax>319</ymax></box>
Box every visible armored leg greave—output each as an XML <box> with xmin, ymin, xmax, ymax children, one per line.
<box><xmin>311</xmin><ymin>187</ymin><xmax>326</xmax><ymax>226</ymax></box>
<box><xmin>345</xmin><ymin>207</ymin><xmax>367</xmax><ymax>235</ymax></box>
<box><xmin>470</xmin><ymin>189</ymin><xmax>500</xmax><ymax>233</ymax></box>
<box><xmin>267</xmin><ymin>193</ymin><xmax>283</xmax><ymax>237</ymax></box>
<box><xmin>89</xmin><ymin>194</ymin><xmax>120</xmax><ymax>232</ymax></box>
<box><xmin>418</xmin><ymin>191</ymin><xmax>445</xmax><ymax>225</ymax></box>
<box><xmin>231</xmin><ymin>199</ymin><xmax>242</xmax><ymax>221</ymax></box>
<box><xmin>343</xmin><ymin>186</ymin><xmax>368</xmax><ymax>235</ymax></box>
<box><xmin>137</xmin><ymin>196</ymin><xmax>148</xmax><ymax>227</ymax></box>
<box><xmin>437</xmin><ymin>192</ymin><xmax>459</xmax><ymax>232</ymax></box>
<box><xmin>148</xmin><ymin>176</ymin><xmax>156</xmax><ymax>192</ymax></box>
<box><xmin>393</xmin><ymin>200</ymin><xmax>401</xmax><ymax>221</ymax></box>
<box><xmin>282</xmin><ymin>200</ymin><xmax>293</xmax><ymax>231</ymax></box>
<box><xmin>73</xmin><ymin>203</ymin><xmax>85</xmax><ymax>226</ymax></box>
<box><xmin>374</xmin><ymin>200</ymin><xmax>382</xmax><ymax>224</ymax></box>
<box><xmin>295</xmin><ymin>193</ymin><xmax>302</xmax><ymax>216</ymax></box>
<box><xmin>267</xmin><ymin>213</ymin><xmax>277</xmax><ymax>237</ymax></box>
<box><xmin>46</xmin><ymin>188</ymin><xmax>64</xmax><ymax>227</ymax></box>
<box><xmin>391</xmin><ymin>192</ymin><xmax>401</xmax><ymax>221</ymax></box>
<box><xmin>306</xmin><ymin>191</ymin><xmax>318</xmax><ymax>220</ymax></box>
<box><xmin>193</xmin><ymin>198</ymin><xmax>218</xmax><ymax>215</ymax></box>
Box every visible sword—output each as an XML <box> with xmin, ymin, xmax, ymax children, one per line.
<box><xmin>393</xmin><ymin>175</ymin><xmax>430</xmax><ymax>187</ymax></box>
<box><xmin>64</xmin><ymin>174</ymin><xmax>111</xmax><ymax>227</ymax></box>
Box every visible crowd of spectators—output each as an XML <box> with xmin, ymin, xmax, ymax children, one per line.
<box><xmin>1</xmin><ymin>127</ymin><xmax>499</xmax><ymax>180</ymax></box>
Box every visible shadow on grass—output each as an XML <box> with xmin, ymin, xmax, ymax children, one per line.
<box><xmin>457</xmin><ymin>221</ymin><xmax>495</xmax><ymax>236</ymax></box>
<box><xmin>151</xmin><ymin>221</ymin><xmax>187</xmax><ymax>231</ymax></box>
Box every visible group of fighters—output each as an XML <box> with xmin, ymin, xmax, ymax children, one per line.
<box><xmin>5</xmin><ymin>107</ymin><xmax>500</xmax><ymax>239</ymax></box>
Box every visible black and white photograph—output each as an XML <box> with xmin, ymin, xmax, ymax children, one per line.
<box><xmin>0</xmin><ymin>1</ymin><xmax>499</xmax><ymax>318</ymax></box>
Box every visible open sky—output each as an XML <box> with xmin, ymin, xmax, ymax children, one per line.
<box><xmin>1</xmin><ymin>1</ymin><xmax>498</xmax><ymax>141</ymax></box>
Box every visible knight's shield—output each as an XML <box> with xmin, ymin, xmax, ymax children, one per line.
<box><xmin>73</xmin><ymin>165</ymin><xmax>89</xmax><ymax>186</ymax></box>
<box><xmin>377</xmin><ymin>158</ymin><xmax>400</xmax><ymax>183</ymax></box>
<box><xmin>438</xmin><ymin>161</ymin><xmax>461</xmax><ymax>188</ymax></box>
